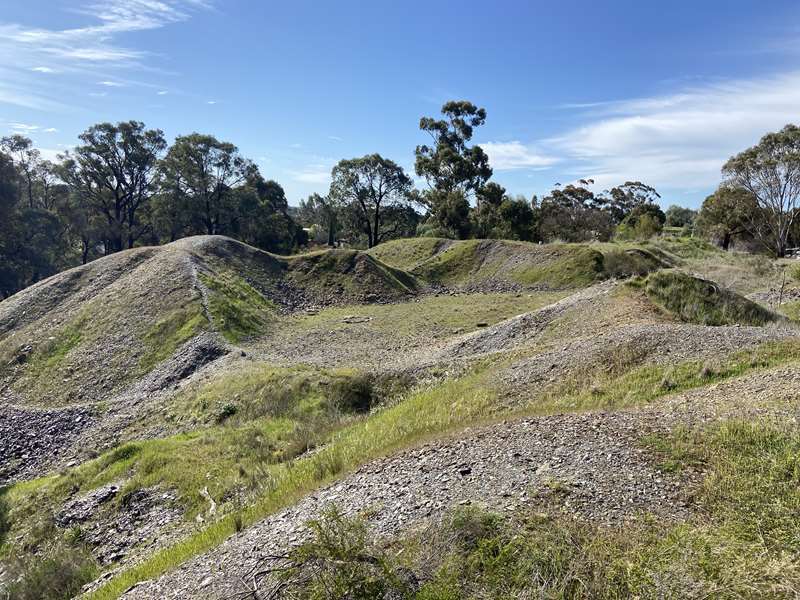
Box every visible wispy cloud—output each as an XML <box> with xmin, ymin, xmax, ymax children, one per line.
<box><xmin>0</xmin><ymin>0</ymin><xmax>212</xmax><ymax>109</ymax></box>
<box><xmin>157</xmin><ymin>90</ymin><xmax>169</xmax><ymax>95</ymax></box>
<box><xmin>328</xmin><ymin>135</ymin><xmax>343</xmax><ymax>142</ymax></box>
<box><xmin>98</xmin><ymin>80</ymin><xmax>124</xmax><ymax>87</ymax></box>
<box><xmin>206</xmin><ymin>100</ymin><xmax>217</xmax><ymax>105</ymax></box>
<box><xmin>547</xmin><ymin>71</ymin><xmax>800</xmax><ymax>190</ymax></box>
<box><xmin>290</xmin><ymin>164</ymin><xmax>332</xmax><ymax>185</ymax></box>
<box><xmin>481</xmin><ymin>141</ymin><xmax>558</xmax><ymax>170</ymax></box>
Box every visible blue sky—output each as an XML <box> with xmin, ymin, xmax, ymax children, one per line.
<box><xmin>2</xmin><ymin>0</ymin><xmax>800</xmax><ymax>207</ymax></box>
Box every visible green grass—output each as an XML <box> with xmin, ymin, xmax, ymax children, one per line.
<box><xmin>286</xmin><ymin>249</ymin><xmax>418</xmax><ymax>298</ymax></box>
<box><xmin>538</xmin><ymin>338</ymin><xmax>800</xmax><ymax>414</ymax></box>
<box><xmin>79</xmin><ymin>335</ymin><xmax>800</xmax><ymax>599</ymax></box>
<box><xmin>138</xmin><ymin>302</ymin><xmax>207</xmax><ymax>373</ymax></box>
<box><xmin>200</xmin><ymin>271</ymin><xmax>276</xmax><ymax>342</ymax></box>
<box><xmin>368</xmin><ymin>237</ymin><xmax>448</xmax><ymax>271</ymax></box>
<box><xmin>282</xmin><ymin>291</ymin><xmax>566</xmax><ymax>337</ymax></box>
<box><xmin>267</xmin><ymin>418</ymin><xmax>800</xmax><ymax>598</ymax></box>
<box><xmin>644</xmin><ymin>270</ymin><xmax>779</xmax><ymax>326</ymax></box>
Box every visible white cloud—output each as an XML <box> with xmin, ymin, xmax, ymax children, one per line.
<box><xmin>547</xmin><ymin>71</ymin><xmax>800</xmax><ymax>190</ymax></box>
<box><xmin>157</xmin><ymin>90</ymin><xmax>168</xmax><ymax>95</ymax></box>
<box><xmin>10</xmin><ymin>122</ymin><xmax>39</xmax><ymax>131</ymax></box>
<box><xmin>206</xmin><ymin>100</ymin><xmax>217</xmax><ymax>105</ymax></box>
<box><xmin>43</xmin><ymin>127</ymin><xmax>58</xmax><ymax>133</ymax></box>
<box><xmin>98</xmin><ymin>80</ymin><xmax>124</xmax><ymax>87</ymax></box>
<box><xmin>0</xmin><ymin>1</ymin><xmax>212</xmax><ymax>108</ymax></box>
<box><xmin>481</xmin><ymin>141</ymin><xmax>558</xmax><ymax>170</ymax></box>
<box><xmin>328</xmin><ymin>135</ymin><xmax>343</xmax><ymax>142</ymax></box>
<box><xmin>290</xmin><ymin>164</ymin><xmax>332</xmax><ymax>185</ymax></box>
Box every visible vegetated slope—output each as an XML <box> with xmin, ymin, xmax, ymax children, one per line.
<box><xmin>0</xmin><ymin>236</ymin><xmax>421</xmax><ymax>484</ymax></box>
<box><xmin>4</xmin><ymin>235</ymin><xmax>799</xmax><ymax>600</ymax></box>
<box><xmin>643</xmin><ymin>270</ymin><xmax>781</xmax><ymax>326</ymax></box>
<box><xmin>0</xmin><ymin>236</ymin><xmax>416</xmax><ymax>408</ymax></box>
<box><xmin>370</xmin><ymin>237</ymin><xmax>670</xmax><ymax>289</ymax></box>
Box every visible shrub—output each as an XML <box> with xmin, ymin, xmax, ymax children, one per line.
<box><xmin>264</xmin><ymin>507</ymin><xmax>414</xmax><ymax>599</ymax></box>
<box><xmin>216</xmin><ymin>402</ymin><xmax>238</xmax><ymax>423</ymax></box>
<box><xmin>329</xmin><ymin>374</ymin><xmax>375</xmax><ymax>413</ymax></box>
<box><xmin>3</xmin><ymin>544</ymin><xmax>98</xmax><ymax>600</ymax></box>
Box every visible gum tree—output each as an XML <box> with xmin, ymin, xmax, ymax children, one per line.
<box><xmin>723</xmin><ymin>124</ymin><xmax>800</xmax><ymax>257</ymax></box>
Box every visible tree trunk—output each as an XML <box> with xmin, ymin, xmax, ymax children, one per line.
<box><xmin>722</xmin><ymin>231</ymin><xmax>731</xmax><ymax>251</ymax></box>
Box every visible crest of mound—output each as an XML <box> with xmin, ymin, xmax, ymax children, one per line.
<box><xmin>369</xmin><ymin>237</ymin><xmax>670</xmax><ymax>290</ymax></box>
<box><xmin>643</xmin><ymin>270</ymin><xmax>782</xmax><ymax>326</ymax></box>
<box><xmin>0</xmin><ymin>236</ymin><xmax>417</xmax><ymax>408</ymax></box>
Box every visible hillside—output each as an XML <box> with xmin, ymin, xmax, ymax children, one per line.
<box><xmin>1</xmin><ymin>235</ymin><xmax>799</xmax><ymax>600</ymax></box>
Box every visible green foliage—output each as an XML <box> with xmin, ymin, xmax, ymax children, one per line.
<box><xmin>276</xmin><ymin>507</ymin><xmax>413</xmax><ymax>599</ymax></box>
<box><xmin>329</xmin><ymin>154</ymin><xmax>416</xmax><ymax>248</ymax></box>
<box><xmin>723</xmin><ymin>124</ymin><xmax>800</xmax><ymax>257</ymax></box>
<box><xmin>139</xmin><ymin>302</ymin><xmax>207</xmax><ymax>372</ymax></box>
<box><xmin>3</xmin><ymin>543</ymin><xmax>98</xmax><ymax>600</ymax></box>
<box><xmin>200</xmin><ymin>271</ymin><xmax>275</xmax><ymax>342</ymax></box>
<box><xmin>645</xmin><ymin>270</ymin><xmax>778</xmax><ymax>326</ymax></box>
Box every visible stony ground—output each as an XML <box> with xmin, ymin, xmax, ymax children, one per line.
<box><xmin>120</xmin><ymin>363</ymin><xmax>800</xmax><ymax>599</ymax></box>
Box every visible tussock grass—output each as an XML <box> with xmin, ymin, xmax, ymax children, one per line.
<box><xmin>645</xmin><ymin>270</ymin><xmax>778</xmax><ymax>326</ymax></box>
<box><xmin>538</xmin><ymin>338</ymin><xmax>800</xmax><ymax>414</ymax></box>
<box><xmin>368</xmin><ymin>237</ymin><xmax>449</xmax><ymax>271</ymax></box>
<box><xmin>286</xmin><ymin>249</ymin><xmax>418</xmax><ymax>297</ymax></box>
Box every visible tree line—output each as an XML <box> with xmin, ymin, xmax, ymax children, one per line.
<box><xmin>2</xmin><ymin>101</ymin><xmax>800</xmax><ymax>298</ymax></box>
<box><xmin>0</xmin><ymin>124</ymin><xmax>306</xmax><ymax>297</ymax></box>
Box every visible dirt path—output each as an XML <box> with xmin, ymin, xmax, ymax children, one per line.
<box><xmin>120</xmin><ymin>362</ymin><xmax>800</xmax><ymax>600</ymax></box>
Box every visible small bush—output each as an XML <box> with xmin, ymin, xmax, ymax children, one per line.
<box><xmin>3</xmin><ymin>544</ymin><xmax>98</xmax><ymax>600</ymax></box>
<box><xmin>216</xmin><ymin>402</ymin><xmax>238</xmax><ymax>423</ymax></box>
<box><xmin>329</xmin><ymin>374</ymin><xmax>375</xmax><ymax>413</ymax></box>
<box><xmin>265</xmin><ymin>507</ymin><xmax>414</xmax><ymax>599</ymax></box>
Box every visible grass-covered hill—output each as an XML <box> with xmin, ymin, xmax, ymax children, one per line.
<box><xmin>1</xmin><ymin>234</ymin><xmax>800</xmax><ymax>600</ymax></box>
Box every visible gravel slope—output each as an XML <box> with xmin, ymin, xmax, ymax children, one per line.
<box><xmin>120</xmin><ymin>363</ymin><xmax>800</xmax><ymax>599</ymax></box>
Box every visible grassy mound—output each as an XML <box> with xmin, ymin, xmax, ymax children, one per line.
<box><xmin>370</xmin><ymin>238</ymin><xmax>669</xmax><ymax>289</ymax></box>
<box><xmin>285</xmin><ymin>249</ymin><xmax>418</xmax><ymax>301</ymax></box>
<box><xmin>644</xmin><ymin>270</ymin><xmax>779</xmax><ymax>326</ymax></box>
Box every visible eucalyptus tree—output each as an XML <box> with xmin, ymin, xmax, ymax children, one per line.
<box><xmin>723</xmin><ymin>124</ymin><xmax>800</xmax><ymax>257</ymax></box>
<box><xmin>59</xmin><ymin>121</ymin><xmax>166</xmax><ymax>252</ymax></box>
<box><xmin>329</xmin><ymin>154</ymin><xmax>414</xmax><ymax>248</ymax></box>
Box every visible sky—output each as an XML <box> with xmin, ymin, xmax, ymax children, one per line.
<box><xmin>1</xmin><ymin>0</ymin><xmax>800</xmax><ymax>208</ymax></box>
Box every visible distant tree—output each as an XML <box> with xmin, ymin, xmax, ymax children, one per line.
<box><xmin>539</xmin><ymin>184</ymin><xmax>613</xmax><ymax>242</ymax></box>
<box><xmin>415</xmin><ymin>100</ymin><xmax>492</xmax><ymax>197</ymax></box>
<box><xmin>470</xmin><ymin>182</ymin><xmax>506</xmax><ymax>238</ymax></box>
<box><xmin>722</xmin><ymin>124</ymin><xmax>800</xmax><ymax>256</ymax></box>
<box><xmin>605</xmin><ymin>181</ymin><xmax>661</xmax><ymax>223</ymax></box>
<box><xmin>298</xmin><ymin>193</ymin><xmax>341</xmax><ymax>246</ymax></box>
<box><xmin>696</xmin><ymin>185</ymin><xmax>757</xmax><ymax>250</ymax></box>
<box><xmin>495</xmin><ymin>195</ymin><xmax>536</xmax><ymax>241</ymax></box>
<box><xmin>160</xmin><ymin>133</ymin><xmax>254</xmax><ymax>236</ymax></box>
<box><xmin>329</xmin><ymin>154</ymin><xmax>415</xmax><ymax>248</ymax></box>
<box><xmin>664</xmin><ymin>205</ymin><xmax>697</xmax><ymax>228</ymax></box>
<box><xmin>0</xmin><ymin>134</ymin><xmax>40</xmax><ymax>208</ymax></box>
<box><xmin>233</xmin><ymin>174</ymin><xmax>305</xmax><ymax>253</ymax></box>
<box><xmin>415</xmin><ymin>100</ymin><xmax>493</xmax><ymax>237</ymax></box>
<box><xmin>59</xmin><ymin>121</ymin><xmax>166</xmax><ymax>252</ymax></box>
<box><xmin>425</xmin><ymin>189</ymin><xmax>472</xmax><ymax>239</ymax></box>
